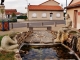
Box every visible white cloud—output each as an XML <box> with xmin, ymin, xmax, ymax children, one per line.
<box><xmin>4</xmin><ymin>0</ymin><xmax>27</xmax><ymax>13</ymax></box>
<box><xmin>3</xmin><ymin>0</ymin><xmax>71</xmax><ymax>13</ymax></box>
<box><xmin>5</xmin><ymin>0</ymin><xmax>16</xmax><ymax>2</ymax></box>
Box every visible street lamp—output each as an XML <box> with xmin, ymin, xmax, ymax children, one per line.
<box><xmin>66</xmin><ymin>0</ymin><xmax>67</xmax><ymax>13</ymax></box>
<box><xmin>66</xmin><ymin>0</ymin><xmax>67</xmax><ymax>7</ymax></box>
<box><xmin>26</xmin><ymin>0</ymin><xmax>28</xmax><ymax>8</ymax></box>
<box><xmin>26</xmin><ymin>0</ymin><xmax>28</xmax><ymax>20</ymax></box>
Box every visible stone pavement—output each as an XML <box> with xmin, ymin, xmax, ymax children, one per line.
<box><xmin>0</xmin><ymin>24</ymin><xmax>65</xmax><ymax>36</ymax></box>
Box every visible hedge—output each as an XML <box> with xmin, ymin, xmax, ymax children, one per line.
<box><xmin>0</xmin><ymin>19</ymin><xmax>17</xmax><ymax>22</ymax></box>
<box><xmin>9</xmin><ymin>19</ymin><xmax>17</xmax><ymax>22</ymax></box>
<box><xmin>17</xmin><ymin>16</ymin><xmax>27</xmax><ymax>19</ymax></box>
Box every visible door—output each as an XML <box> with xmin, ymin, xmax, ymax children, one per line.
<box><xmin>50</xmin><ymin>13</ymin><xmax>53</xmax><ymax>20</ymax></box>
<box><xmin>50</xmin><ymin>17</ymin><xmax>52</xmax><ymax>20</ymax></box>
<box><xmin>73</xmin><ymin>10</ymin><xmax>78</xmax><ymax>28</ymax></box>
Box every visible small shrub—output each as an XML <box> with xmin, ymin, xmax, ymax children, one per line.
<box><xmin>9</xmin><ymin>19</ymin><xmax>17</xmax><ymax>22</ymax></box>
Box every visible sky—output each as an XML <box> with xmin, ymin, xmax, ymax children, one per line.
<box><xmin>2</xmin><ymin>0</ymin><xmax>72</xmax><ymax>13</ymax></box>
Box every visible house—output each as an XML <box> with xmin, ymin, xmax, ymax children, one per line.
<box><xmin>5</xmin><ymin>9</ymin><xmax>20</xmax><ymax>18</ymax></box>
<box><xmin>66</xmin><ymin>0</ymin><xmax>80</xmax><ymax>29</ymax></box>
<box><xmin>28</xmin><ymin>0</ymin><xmax>64</xmax><ymax>20</ymax></box>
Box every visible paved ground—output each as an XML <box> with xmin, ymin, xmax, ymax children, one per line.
<box><xmin>0</xmin><ymin>24</ymin><xmax>65</xmax><ymax>36</ymax></box>
<box><xmin>9</xmin><ymin>20</ymin><xmax>65</xmax><ymax>28</ymax></box>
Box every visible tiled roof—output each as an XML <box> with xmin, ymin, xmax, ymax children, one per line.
<box><xmin>39</xmin><ymin>0</ymin><xmax>60</xmax><ymax>5</ymax></box>
<box><xmin>5</xmin><ymin>9</ymin><xmax>20</xmax><ymax>15</ymax></box>
<box><xmin>66</xmin><ymin>1</ymin><xmax>80</xmax><ymax>9</ymax></box>
<box><xmin>69</xmin><ymin>1</ymin><xmax>80</xmax><ymax>6</ymax></box>
<box><xmin>15</xmin><ymin>12</ymin><xmax>20</xmax><ymax>15</ymax></box>
<box><xmin>28</xmin><ymin>5</ymin><xmax>63</xmax><ymax>11</ymax></box>
<box><xmin>69</xmin><ymin>0</ymin><xmax>73</xmax><ymax>5</ymax></box>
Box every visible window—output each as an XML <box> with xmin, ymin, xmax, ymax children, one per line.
<box><xmin>56</xmin><ymin>13</ymin><xmax>61</xmax><ymax>18</ymax></box>
<box><xmin>32</xmin><ymin>13</ymin><xmax>37</xmax><ymax>18</ymax></box>
<box><xmin>42</xmin><ymin>13</ymin><xmax>46</xmax><ymax>18</ymax></box>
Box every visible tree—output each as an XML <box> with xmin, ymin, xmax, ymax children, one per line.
<box><xmin>11</xmin><ymin>13</ymin><xmax>17</xmax><ymax>21</ymax></box>
<box><xmin>12</xmin><ymin>13</ymin><xmax>16</xmax><ymax>17</ymax></box>
<box><xmin>11</xmin><ymin>13</ymin><xmax>16</xmax><ymax>29</ymax></box>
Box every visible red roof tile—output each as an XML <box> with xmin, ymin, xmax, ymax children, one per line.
<box><xmin>69</xmin><ymin>0</ymin><xmax>73</xmax><ymax>5</ymax></box>
<box><xmin>5</xmin><ymin>9</ymin><xmax>17</xmax><ymax>15</ymax></box>
<box><xmin>5</xmin><ymin>9</ymin><xmax>20</xmax><ymax>15</ymax></box>
<box><xmin>15</xmin><ymin>12</ymin><xmax>20</xmax><ymax>15</ymax></box>
<box><xmin>69</xmin><ymin>1</ymin><xmax>80</xmax><ymax>6</ymax></box>
<box><xmin>66</xmin><ymin>1</ymin><xmax>80</xmax><ymax>9</ymax></box>
<box><xmin>28</xmin><ymin>5</ymin><xmax>63</xmax><ymax>11</ymax></box>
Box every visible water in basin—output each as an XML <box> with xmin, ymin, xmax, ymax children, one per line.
<box><xmin>19</xmin><ymin>44</ymin><xmax>78</xmax><ymax>60</ymax></box>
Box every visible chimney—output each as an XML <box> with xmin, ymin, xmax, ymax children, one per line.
<box><xmin>61</xmin><ymin>4</ymin><xmax>63</xmax><ymax>7</ymax></box>
<box><xmin>29</xmin><ymin>3</ymin><xmax>30</xmax><ymax>5</ymax></box>
<box><xmin>49</xmin><ymin>0</ymin><xmax>53</xmax><ymax>1</ymax></box>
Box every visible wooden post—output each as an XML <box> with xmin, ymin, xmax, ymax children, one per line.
<box><xmin>42</xmin><ymin>22</ymin><xmax>43</xmax><ymax>26</ymax></box>
<box><xmin>27</xmin><ymin>23</ymin><xmax>29</xmax><ymax>28</ymax></box>
<box><xmin>29</xmin><ymin>27</ymin><xmax>33</xmax><ymax>31</ymax></box>
<box><xmin>54</xmin><ymin>22</ymin><xmax>56</xmax><ymax>27</ymax></box>
<box><xmin>11</xmin><ymin>22</ymin><xmax>13</xmax><ymax>29</ymax></box>
<box><xmin>47</xmin><ymin>27</ymin><xmax>51</xmax><ymax>31</ymax></box>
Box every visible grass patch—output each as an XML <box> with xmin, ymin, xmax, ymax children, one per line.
<box><xmin>0</xmin><ymin>36</ymin><xmax>4</xmax><ymax>46</ymax></box>
<box><xmin>0</xmin><ymin>52</ymin><xmax>15</xmax><ymax>60</ymax></box>
<box><xmin>0</xmin><ymin>35</ymin><xmax>15</xmax><ymax>60</ymax></box>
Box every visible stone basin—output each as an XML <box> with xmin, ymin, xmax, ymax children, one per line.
<box><xmin>19</xmin><ymin>43</ymin><xmax>79</xmax><ymax>60</ymax></box>
<box><xmin>16</xmin><ymin>30</ymin><xmax>79</xmax><ymax>60</ymax></box>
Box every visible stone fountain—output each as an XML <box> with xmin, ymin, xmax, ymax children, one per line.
<box><xmin>15</xmin><ymin>30</ymin><xmax>79</xmax><ymax>60</ymax></box>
